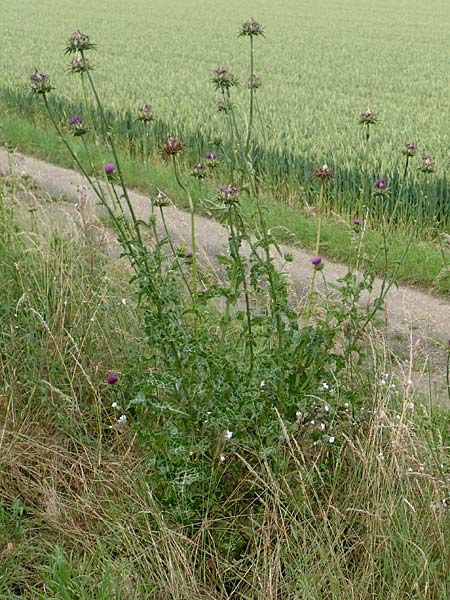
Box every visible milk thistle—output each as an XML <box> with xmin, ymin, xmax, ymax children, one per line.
<box><xmin>29</xmin><ymin>70</ymin><xmax>53</xmax><ymax>95</ymax></box>
<box><xmin>359</xmin><ymin>109</ymin><xmax>379</xmax><ymax>142</ymax></box>
<box><xmin>65</xmin><ymin>30</ymin><xmax>96</xmax><ymax>55</ymax></box>
<box><xmin>402</xmin><ymin>142</ymin><xmax>417</xmax><ymax>177</ymax></box>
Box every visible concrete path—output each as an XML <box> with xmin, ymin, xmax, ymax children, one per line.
<box><xmin>1</xmin><ymin>149</ymin><xmax>449</xmax><ymax>396</ymax></box>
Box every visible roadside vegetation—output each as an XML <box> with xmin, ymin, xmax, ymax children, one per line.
<box><xmin>1</xmin><ymin>11</ymin><xmax>450</xmax><ymax>600</ymax></box>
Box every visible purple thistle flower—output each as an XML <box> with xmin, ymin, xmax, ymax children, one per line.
<box><xmin>218</xmin><ymin>185</ymin><xmax>239</xmax><ymax>203</ymax></box>
<box><xmin>138</xmin><ymin>104</ymin><xmax>153</xmax><ymax>122</ymax></box>
<box><xmin>106</xmin><ymin>375</ymin><xmax>118</xmax><ymax>384</ymax></box>
<box><xmin>185</xmin><ymin>251</ymin><xmax>193</xmax><ymax>259</ymax></box>
<box><xmin>353</xmin><ymin>218</ymin><xmax>361</xmax><ymax>226</ymax></box>
<box><xmin>374</xmin><ymin>178</ymin><xmax>388</xmax><ymax>191</ymax></box>
<box><xmin>104</xmin><ymin>163</ymin><xmax>116</xmax><ymax>177</ymax></box>
<box><xmin>311</xmin><ymin>256</ymin><xmax>322</xmax><ymax>266</ymax></box>
<box><xmin>68</xmin><ymin>114</ymin><xmax>88</xmax><ymax>136</ymax></box>
<box><xmin>212</xmin><ymin>67</ymin><xmax>239</xmax><ymax>91</ymax></box>
<box><xmin>153</xmin><ymin>190</ymin><xmax>170</xmax><ymax>207</ymax></box>
<box><xmin>206</xmin><ymin>152</ymin><xmax>218</xmax><ymax>160</ymax></box>
<box><xmin>69</xmin><ymin>115</ymin><xmax>82</xmax><ymax>126</ymax></box>
<box><xmin>29</xmin><ymin>69</ymin><xmax>53</xmax><ymax>94</ymax></box>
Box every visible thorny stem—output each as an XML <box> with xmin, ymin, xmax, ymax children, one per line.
<box><xmin>245</xmin><ymin>35</ymin><xmax>255</xmax><ymax>158</ymax></box>
<box><xmin>306</xmin><ymin>182</ymin><xmax>324</xmax><ymax>318</ymax></box>
<box><xmin>80</xmin><ymin>50</ymin><xmax>143</xmax><ymax>247</ymax></box>
<box><xmin>159</xmin><ymin>205</ymin><xmax>194</xmax><ymax>300</ymax></box>
<box><xmin>228</xmin><ymin>205</ymin><xmax>254</xmax><ymax>372</ymax></box>
<box><xmin>172</xmin><ymin>156</ymin><xmax>198</xmax><ymax>332</ymax></box>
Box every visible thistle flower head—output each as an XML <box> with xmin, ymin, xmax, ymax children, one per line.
<box><xmin>359</xmin><ymin>110</ymin><xmax>379</xmax><ymax>126</ymax></box>
<box><xmin>153</xmin><ymin>190</ymin><xmax>170</xmax><ymax>207</ymax></box>
<box><xmin>206</xmin><ymin>152</ymin><xmax>218</xmax><ymax>160</ymax></box>
<box><xmin>239</xmin><ymin>17</ymin><xmax>264</xmax><ymax>37</ymax></box>
<box><xmin>374</xmin><ymin>177</ymin><xmax>388</xmax><ymax>192</ymax></box>
<box><xmin>218</xmin><ymin>185</ymin><xmax>239</xmax><ymax>203</ymax></box>
<box><xmin>162</xmin><ymin>136</ymin><xmax>185</xmax><ymax>157</ymax></box>
<box><xmin>403</xmin><ymin>142</ymin><xmax>417</xmax><ymax>157</ymax></box>
<box><xmin>68</xmin><ymin>114</ymin><xmax>88</xmax><ymax>136</ymax></box>
<box><xmin>29</xmin><ymin>69</ymin><xmax>53</xmax><ymax>94</ymax></box>
<box><xmin>248</xmin><ymin>74</ymin><xmax>262</xmax><ymax>90</ymax></box>
<box><xmin>69</xmin><ymin>53</ymin><xmax>91</xmax><ymax>73</ymax></box>
<box><xmin>311</xmin><ymin>256</ymin><xmax>323</xmax><ymax>270</ymax></box>
<box><xmin>65</xmin><ymin>30</ymin><xmax>95</xmax><ymax>55</ymax></box>
<box><xmin>191</xmin><ymin>162</ymin><xmax>207</xmax><ymax>179</ymax></box>
<box><xmin>106</xmin><ymin>374</ymin><xmax>118</xmax><ymax>384</ymax></box>
<box><xmin>419</xmin><ymin>154</ymin><xmax>434</xmax><ymax>173</ymax></box>
<box><xmin>138</xmin><ymin>104</ymin><xmax>153</xmax><ymax>122</ymax></box>
<box><xmin>104</xmin><ymin>163</ymin><xmax>116</xmax><ymax>178</ymax></box>
<box><xmin>314</xmin><ymin>164</ymin><xmax>334</xmax><ymax>182</ymax></box>
<box><xmin>217</xmin><ymin>99</ymin><xmax>234</xmax><ymax>113</ymax></box>
<box><xmin>353</xmin><ymin>218</ymin><xmax>361</xmax><ymax>226</ymax></box>
<box><xmin>212</xmin><ymin>67</ymin><xmax>239</xmax><ymax>91</ymax></box>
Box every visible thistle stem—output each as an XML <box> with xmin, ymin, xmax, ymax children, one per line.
<box><xmin>172</xmin><ymin>156</ymin><xmax>198</xmax><ymax>332</ymax></box>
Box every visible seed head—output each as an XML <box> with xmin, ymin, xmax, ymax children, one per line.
<box><xmin>419</xmin><ymin>154</ymin><xmax>434</xmax><ymax>173</ymax></box>
<box><xmin>162</xmin><ymin>136</ymin><xmax>185</xmax><ymax>158</ymax></box>
<box><xmin>403</xmin><ymin>142</ymin><xmax>417</xmax><ymax>157</ymax></box>
<box><xmin>68</xmin><ymin>114</ymin><xmax>88</xmax><ymax>136</ymax></box>
<box><xmin>218</xmin><ymin>185</ymin><xmax>239</xmax><ymax>203</ymax></box>
<box><xmin>314</xmin><ymin>164</ymin><xmax>334</xmax><ymax>182</ymax></box>
<box><xmin>138</xmin><ymin>104</ymin><xmax>153</xmax><ymax>122</ymax></box>
<box><xmin>359</xmin><ymin>110</ymin><xmax>379</xmax><ymax>126</ymax></box>
<box><xmin>212</xmin><ymin>67</ymin><xmax>239</xmax><ymax>91</ymax></box>
<box><xmin>239</xmin><ymin>18</ymin><xmax>265</xmax><ymax>37</ymax></box>
<box><xmin>65</xmin><ymin>30</ymin><xmax>95</xmax><ymax>55</ymax></box>
<box><xmin>29</xmin><ymin>69</ymin><xmax>53</xmax><ymax>94</ymax></box>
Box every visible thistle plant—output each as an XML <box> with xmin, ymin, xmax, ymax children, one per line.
<box><xmin>402</xmin><ymin>142</ymin><xmax>417</xmax><ymax>177</ymax></box>
<box><xmin>239</xmin><ymin>18</ymin><xmax>265</xmax><ymax>159</ymax></box>
<box><xmin>359</xmin><ymin>109</ymin><xmax>379</xmax><ymax>142</ymax></box>
<box><xmin>307</xmin><ymin>164</ymin><xmax>333</xmax><ymax>315</ymax></box>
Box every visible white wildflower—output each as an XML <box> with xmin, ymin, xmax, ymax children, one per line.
<box><xmin>328</xmin><ymin>436</ymin><xmax>335</xmax><ymax>443</ymax></box>
<box><xmin>224</xmin><ymin>430</ymin><xmax>233</xmax><ymax>440</ymax></box>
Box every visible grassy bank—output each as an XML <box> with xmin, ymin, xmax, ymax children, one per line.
<box><xmin>1</xmin><ymin>178</ymin><xmax>450</xmax><ymax>599</ymax></box>
<box><xmin>1</xmin><ymin>112</ymin><xmax>449</xmax><ymax>294</ymax></box>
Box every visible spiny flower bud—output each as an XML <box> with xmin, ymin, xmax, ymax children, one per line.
<box><xmin>68</xmin><ymin>114</ymin><xmax>88</xmax><ymax>137</ymax></box>
<box><xmin>239</xmin><ymin>18</ymin><xmax>265</xmax><ymax>37</ymax></box>
<box><xmin>65</xmin><ymin>30</ymin><xmax>96</xmax><ymax>55</ymax></box>
<box><xmin>359</xmin><ymin>110</ymin><xmax>379</xmax><ymax>126</ymax></box>
<box><xmin>138</xmin><ymin>104</ymin><xmax>153</xmax><ymax>122</ymax></box>
<box><xmin>162</xmin><ymin>136</ymin><xmax>185</xmax><ymax>157</ymax></box>
<box><xmin>191</xmin><ymin>162</ymin><xmax>207</xmax><ymax>179</ymax></box>
<box><xmin>69</xmin><ymin>54</ymin><xmax>92</xmax><ymax>73</ymax></box>
<box><xmin>104</xmin><ymin>163</ymin><xmax>117</xmax><ymax>180</ymax></box>
<box><xmin>153</xmin><ymin>190</ymin><xmax>170</xmax><ymax>207</ymax></box>
<box><xmin>374</xmin><ymin>178</ymin><xmax>388</xmax><ymax>193</ymax></box>
<box><xmin>212</xmin><ymin>67</ymin><xmax>239</xmax><ymax>91</ymax></box>
<box><xmin>314</xmin><ymin>164</ymin><xmax>334</xmax><ymax>182</ymax></box>
<box><xmin>311</xmin><ymin>256</ymin><xmax>323</xmax><ymax>270</ymax></box>
<box><xmin>248</xmin><ymin>74</ymin><xmax>261</xmax><ymax>90</ymax></box>
<box><xmin>419</xmin><ymin>154</ymin><xmax>434</xmax><ymax>173</ymax></box>
<box><xmin>217</xmin><ymin>99</ymin><xmax>234</xmax><ymax>113</ymax></box>
<box><xmin>403</xmin><ymin>142</ymin><xmax>417</xmax><ymax>157</ymax></box>
<box><xmin>218</xmin><ymin>185</ymin><xmax>239</xmax><ymax>204</ymax></box>
<box><xmin>29</xmin><ymin>69</ymin><xmax>53</xmax><ymax>94</ymax></box>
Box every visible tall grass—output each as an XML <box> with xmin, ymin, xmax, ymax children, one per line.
<box><xmin>1</xmin><ymin>0</ymin><xmax>450</xmax><ymax>231</ymax></box>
